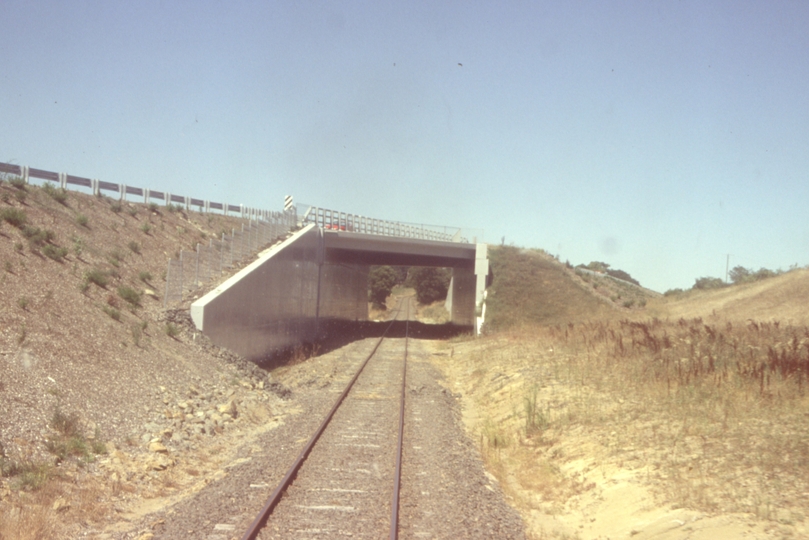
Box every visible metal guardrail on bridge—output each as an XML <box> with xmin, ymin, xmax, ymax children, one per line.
<box><xmin>298</xmin><ymin>204</ymin><xmax>472</xmax><ymax>244</ymax></box>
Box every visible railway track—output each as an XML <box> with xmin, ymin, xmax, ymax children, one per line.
<box><xmin>242</xmin><ymin>298</ymin><xmax>413</xmax><ymax>539</ymax></box>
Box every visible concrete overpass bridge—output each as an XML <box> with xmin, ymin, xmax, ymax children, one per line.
<box><xmin>190</xmin><ymin>207</ymin><xmax>490</xmax><ymax>360</ymax></box>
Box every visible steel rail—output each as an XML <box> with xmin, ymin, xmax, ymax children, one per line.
<box><xmin>241</xmin><ymin>304</ymin><xmax>406</xmax><ymax>540</ymax></box>
<box><xmin>389</xmin><ymin>298</ymin><xmax>410</xmax><ymax>539</ymax></box>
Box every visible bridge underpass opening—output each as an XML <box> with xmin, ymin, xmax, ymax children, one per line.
<box><xmin>191</xmin><ymin>224</ymin><xmax>489</xmax><ymax>361</ymax></box>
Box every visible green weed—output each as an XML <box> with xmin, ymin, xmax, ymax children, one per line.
<box><xmin>117</xmin><ymin>286</ymin><xmax>142</xmax><ymax>307</ymax></box>
<box><xmin>85</xmin><ymin>268</ymin><xmax>108</xmax><ymax>288</ymax></box>
<box><xmin>102</xmin><ymin>305</ymin><xmax>121</xmax><ymax>321</ymax></box>
<box><xmin>0</xmin><ymin>207</ymin><xmax>27</xmax><ymax>227</ymax></box>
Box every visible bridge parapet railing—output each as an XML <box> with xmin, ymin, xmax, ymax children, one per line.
<box><xmin>298</xmin><ymin>204</ymin><xmax>475</xmax><ymax>244</ymax></box>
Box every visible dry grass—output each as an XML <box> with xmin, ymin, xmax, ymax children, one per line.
<box><xmin>441</xmin><ymin>318</ymin><xmax>809</xmax><ymax>536</ymax></box>
<box><xmin>0</xmin><ymin>502</ymin><xmax>57</xmax><ymax>540</ymax></box>
<box><xmin>648</xmin><ymin>268</ymin><xmax>809</xmax><ymax>325</ymax></box>
<box><xmin>432</xmin><ymin>249</ymin><xmax>809</xmax><ymax>537</ymax></box>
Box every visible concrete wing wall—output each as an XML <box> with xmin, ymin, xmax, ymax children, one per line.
<box><xmin>191</xmin><ymin>225</ymin><xmax>321</xmax><ymax>359</ymax></box>
<box><xmin>318</xmin><ymin>263</ymin><xmax>369</xmax><ymax>323</ymax></box>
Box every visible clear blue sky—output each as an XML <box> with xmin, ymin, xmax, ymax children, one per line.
<box><xmin>2</xmin><ymin>1</ymin><xmax>807</xmax><ymax>292</ymax></box>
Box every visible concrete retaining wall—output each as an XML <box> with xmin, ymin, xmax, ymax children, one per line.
<box><xmin>191</xmin><ymin>225</ymin><xmax>369</xmax><ymax>360</ymax></box>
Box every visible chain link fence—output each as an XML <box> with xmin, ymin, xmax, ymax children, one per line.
<box><xmin>164</xmin><ymin>212</ymin><xmax>297</xmax><ymax>306</ymax></box>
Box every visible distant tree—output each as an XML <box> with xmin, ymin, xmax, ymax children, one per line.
<box><xmin>693</xmin><ymin>277</ymin><xmax>726</xmax><ymax>290</ymax></box>
<box><xmin>410</xmin><ymin>267</ymin><xmax>451</xmax><ymax>304</ymax></box>
<box><xmin>577</xmin><ymin>261</ymin><xmax>640</xmax><ymax>286</ymax></box>
<box><xmin>391</xmin><ymin>266</ymin><xmax>409</xmax><ymax>284</ymax></box>
<box><xmin>729</xmin><ymin>265</ymin><xmax>779</xmax><ymax>285</ymax></box>
<box><xmin>579</xmin><ymin>261</ymin><xmax>610</xmax><ymax>273</ymax></box>
<box><xmin>664</xmin><ymin>288</ymin><xmax>685</xmax><ymax>296</ymax></box>
<box><xmin>752</xmin><ymin>267</ymin><xmax>779</xmax><ymax>281</ymax></box>
<box><xmin>729</xmin><ymin>265</ymin><xmax>751</xmax><ymax>284</ymax></box>
<box><xmin>606</xmin><ymin>268</ymin><xmax>641</xmax><ymax>286</ymax></box>
<box><xmin>368</xmin><ymin>266</ymin><xmax>398</xmax><ymax>308</ymax></box>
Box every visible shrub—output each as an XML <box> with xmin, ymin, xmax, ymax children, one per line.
<box><xmin>43</xmin><ymin>244</ymin><xmax>68</xmax><ymax>262</ymax></box>
<box><xmin>368</xmin><ymin>266</ymin><xmax>398</xmax><ymax>308</ymax></box>
<box><xmin>410</xmin><ymin>267</ymin><xmax>451</xmax><ymax>304</ymax></box>
<box><xmin>110</xmin><ymin>201</ymin><xmax>122</xmax><ymax>213</ymax></box>
<box><xmin>102</xmin><ymin>305</ymin><xmax>121</xmax><ymax>321</ymax></box>
<box><xmin>73</xmin><ymin>236</ymin><xmax>85</xmax><ymax>258</ymax></box>
<box><xmin>117</xmin><ymin>286</ymin><xmax>142</xmax><ymax>307</ymax></box>
<box><xmin>127</xmin><ymin>241</ymin><xmax>140</xmax><ymax>254</ymax></box>
<box><xmin>148</xmin><ymin>202</ymin><xmax>159</xmax><ymax>212</ymax></box>
<box><xmin>164</xmin><ymin>322</ymin><xmax>180</xmax><ymax>338</ymax></box>
<box><xmin>4</xmin><ymin>261</ymin><xmax>12</xmax><ymax>273</ymax></box>
<box><xmin>693</xmin><ymin>277</ymin><xmax>727</xmax><ymax>290</ymax></box>
<box><xmin>42</xmin><ymin>182</ymin><xmax>68</xmax><ymax>204</ymax></box>
<box><xmin>14</xmin><ymin>190</ymin><xmax>26</xmax><ymax>203</ymax></box>
<box><xmin>14</xmin><ymin>462</ymin><xmax>52</xmax><ymax>490</ymax></box>
<box><xmin>664</xmin><ymin>288</ymin><xmax>685</xmax><ymax>296</ymax></box>
<box><xmin>76</xmin><ymin>213</ymin><xmax>89</xmax><ymax>227</ymax></box>
<box><xmin>0</xmin><ymin>207</ymin><xmax>27</xmax><ymax>227</ymax></box>
<box><xmin>140</xmin><ymin>222</ymin><xmax>152</xmax><ymax>234</ymax></box>
<box><xmin>108</xmin><ymin>248</ymin><xmax>125</xmax><ymax>266</ymax></box>
<box><xmin>22</xmin><ymin>226</ymin><xmax>55</xmax><ymax>249</ymax></box>
<box><xmin>126</xmin><ymin>206</ymin><xmax>137</xmax><ymax>217</ymax></box>
<box><xmin>17</xmin><ymin>297</ymin><xmax>29</xmax><ymax>310</ymax></box>
<box><xmin>138</xmin><ymin>271</ymin><xmax>153</xmax><ymax>283</ymax></box>
<box><xmin>91</xmin><ymin>436</ymin><xmax>107</xmax><ymax>455</ymax></box>
<box><xmin>51</xmin><ymin>408</ymin><xmax>81</xmax><ymax>437</ymax></box>
<box><xmin>14</xmin><ymin>242</ymin><xmax>23</xmax><ymax>252</ymax></box>
<box><xmin>8</xmin><ymin>176</ymin><xmax>26</xmax><ymax>189</ymax></box>
<box><xmin>85</xmin><ymin>268</ymin><xmax>108</xmax><ymax>288</ymax></box>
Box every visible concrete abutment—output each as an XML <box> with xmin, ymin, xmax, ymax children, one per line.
<box><xmin>191</xmin><ymin>225</ymin><xmax>488</xmax><ymax>360</ymax></box>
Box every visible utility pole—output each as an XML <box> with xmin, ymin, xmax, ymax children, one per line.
<box><xmin>725</xmin><ymin>254</ymin><xmax>730</xmax><ymax>283</ymax></box>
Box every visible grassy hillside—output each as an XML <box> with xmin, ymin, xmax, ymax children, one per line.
<box><xmin>437</xmin><ymin>247</ymin><xmax>809</xmax><ymax>539</ymax></box>
<box><xmin>484</xmin><ymin>246</ymin><xmax>647</xmax><ymax>330</ymax></box>
<box><xmin>649</xmin><ymin>268</ymin><xmax>809</xmax><ymax>324</ymax></box>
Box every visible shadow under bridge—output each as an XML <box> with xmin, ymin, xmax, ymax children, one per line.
<box><xmin>190</xmin><ymin>224</ymin><xmax>490</xmax><ymax>361</ymax></box>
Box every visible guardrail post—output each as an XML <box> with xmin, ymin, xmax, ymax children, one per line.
<box><xmin>21</xmin><ymin>166</ymin><xmax>29</xmax><ymax>185</ymax></box>
<box><xmin>185</xmin><ymin>196</ymin><xmax>191</xmax><ymax>212</ymax></box>
<box><xmin>179</xmin><ymin>249</ymin><xmax>185</xmax><ymax>293</ymax></box>
<box><xmin>230</xmin><ymin>228</ymin><xmax>236</xmax><ymax>266</ymax></box>
<box><xmin>164</xmin><ymin>258</ymin><xmax>171</xmax><ymax>308</ymax></box>
<box><xmin>58</xmin><ymin>172</ymin><xmax>67</xmax><ymax>189</ymax></box>
<box><xmin>220</xmin><ymin>233</ymin><xmax>226</xmax><ymax>272</ymax></box>
<box><xmin>204</xmin><ymin>200</ymin><xmax>210</xmax><ymax>213</ymax></box>
<box><xmin>164</xmin><ymin>192</ymin><xmax>170</xmax><ymax>207</ymax></box>
<box><xmin>144</xmin><ymin>188</ymin><xmax>150</xmax><ymax>204</ymax></box>
<box><xmin>119</xmin><ymin>184</ymin><xmax>126</xmax><ymax>201</ymax></box>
